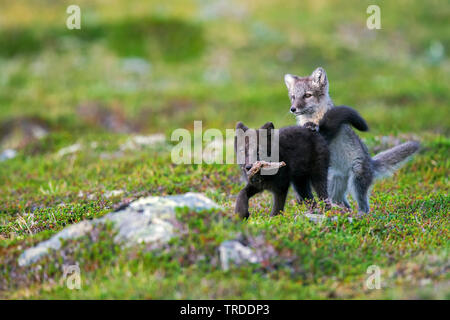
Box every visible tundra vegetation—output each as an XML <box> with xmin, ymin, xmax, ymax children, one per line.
<box><xmin>0</xmin><ymin>0</ymin><xmax>448</xmax><ymax>299</ymax></box>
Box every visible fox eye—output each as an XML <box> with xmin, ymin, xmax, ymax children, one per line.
<box><xmin>303</xmin><ymin>93</ymin><xmax>312</xmax><ymax>98</ymax></box>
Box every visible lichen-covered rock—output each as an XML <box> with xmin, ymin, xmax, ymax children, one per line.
<box><xmin>218</xmin><ymin>240</ymin><xmax>262</xmax><ymax>271</ymax></box>
<box><xmin>0</xmin><ymin>149</ymin><xmax>17</xmax><ymax>161</ymax></box>
<box><xmin>218</xmin><ymin>237</ymin><xmax>277</xmax><ymax>271</ymax></box>
<box><xmin>18</xmin><ymin>221</ymin><xmax>93</xmax><ymax>266</ymax></box>
<box><xmin>18</xmin><ymin>192</ymin><xmax>219</xmax><ymax>267</ymax></box>
<box><xmin>301</xmin><ymin>213</ymin><xmax>353</xmax><ymax>224</ymax></box>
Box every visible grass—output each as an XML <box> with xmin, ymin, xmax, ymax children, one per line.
<box><xmin>0</xmin><ymin>0</ymin><xmax>449</xmax><ymax>299</ymax></box>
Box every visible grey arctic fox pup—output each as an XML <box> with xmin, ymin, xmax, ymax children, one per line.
<box><xmin>284</xmin><ymin>67</ymin><xmax>420</xmax><ymax>214</ymax></box>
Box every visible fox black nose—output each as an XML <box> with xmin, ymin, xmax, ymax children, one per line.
<box><xmin>245</xmin><ymin>164</ymin><xmax>252</xmax><ymax>171</ymax></box>
<box><xmin>290</xmin><ymin>106</ymin><xmax>296</xmax><ymax>113</ymax></box>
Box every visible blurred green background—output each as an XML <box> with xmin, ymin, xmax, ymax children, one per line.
<box><xmin>0</xmin><ymin>0</ymin><xmax>448</xmax><ymax>136</ymax></box>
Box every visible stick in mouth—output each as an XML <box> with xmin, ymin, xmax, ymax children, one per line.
<box><xmin>247</xmin><ymin>161</ymin><xmax>286</xmax><ymax>177</ymax></box>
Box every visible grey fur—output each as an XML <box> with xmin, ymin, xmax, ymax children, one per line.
<box><xmin>284</xmin><ymin>67</ymin><xmax>420</xmax><ymax>213</ymax></box>
<box><xmin>372</xmin><ymin>141</ymin><xmax>420</xmax><ymax>178</ymax></box>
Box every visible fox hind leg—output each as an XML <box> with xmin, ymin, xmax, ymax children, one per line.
<box><xmin>349</xmin><ymin>160</ymin><xmax>374</xmax><ymax>214</ymax></box>
<box><xmin>328</xmin><ymin>172</ymin><xmax>351</xmax><ymax>208</ymax></box>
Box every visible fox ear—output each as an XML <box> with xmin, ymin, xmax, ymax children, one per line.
<box><xmin>236</xmin><ymin>121</ymin><xmax>249</xmax><ymax>132</ymax></box>
<box><xmin>284</xmin><ymin>74</ymin><xmax>297</xmax><ymax>90</ymax></box>
<box><xmin>311</xmin><ymin>67</ymin><xmax>328</xmax><ymax>89</ymax></box>
<box><xmin>260</xmin><ymin>122</ymin><xmax>274</xmax><ymax>130</ymax></box>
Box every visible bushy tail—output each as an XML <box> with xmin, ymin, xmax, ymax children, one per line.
<box><xmin>372</xmin><ymin>141</ymin><xmax>420</xmax><ymax>178</ymax></box>
<box><xmin>319</xmin><ymin>105</ymin><xmax>368</xmax><ymax>142</ymax></box>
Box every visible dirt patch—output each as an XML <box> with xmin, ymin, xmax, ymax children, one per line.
<box><xmin>76</xmin><ymin>102</ymin><xmax>133</xmax><ymax>133</ymax></box>
<box><xmin>0</xmin><ymin>117</ymin><xmax>49</xmax><ymax>150</ymax></box>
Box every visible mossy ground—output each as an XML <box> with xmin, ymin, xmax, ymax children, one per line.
<box><xmin>0</xmin><ymin>0</ymin><xmax>449</xmax><ymax>299</ymax></box>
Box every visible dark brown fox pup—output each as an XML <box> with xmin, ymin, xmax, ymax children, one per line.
<box><xmin>234</xmin><ymin>106</ymin><xmax>368</xmax><ymax>219</ymax></box>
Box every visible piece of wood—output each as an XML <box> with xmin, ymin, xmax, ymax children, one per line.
<box><xmin>248</xmin><ymin>161</ymin><xmax>286</xmax><ymax>177</ymax></box>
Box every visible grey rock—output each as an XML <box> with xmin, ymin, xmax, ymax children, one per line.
<box><xmin>218</xmin><ymin>240</ymin><xmax>262</xmax><ymax>271</ymax></box>
<box><xmin>301</xmin><ymin>213</ymin><xmax>353</xmax><ymax>224</ymax></box>
<box><xmin>103</xmin><ymin>190</ymin><xmax>124</xmax><ymax>198</ymax></box>
<box><xmin>18</xmin><ymin>221</ymin><xmax>93</xmax><ymax>266</ymax></box>
<box><xmin>19</xmin><ymin>192</ymin><xmax>219</xmax><ymax>266</ymax></box>
<box><xmin>0</xmin><ymin>149</ymin><xmax>17</xmax><ymax>161</ymax></box>
<box><xmin>120</xmin><ymin>134</ymin><xmax>166</xmax><ymax>151</ymax></box>
<box><xmin>303</xmin><ymin>213</ymin><xmax>327</xmax><ymax>224</ymax></box>
<box><xmin>121</xmin><ymin>57</ymin><xmax>152</xmax><ymax>75</ymax></box>
<box><xmin>427</xmin><ymin>41</ymin><xmax>445</xmax><ymax>65</ymax></box>
<box><xmin>198</xmin><ymin>0</ymin><xmax>247</xmax><ymax>21</ymax></box>
<box><xmin>56</xmin><ymin>143</ymin><xmax>82</xmax><ymax>157</ymax></box>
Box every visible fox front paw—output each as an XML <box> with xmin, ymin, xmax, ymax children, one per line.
<box><xmin>304</xmin><ymin>122</ymin><xmax>319</xmax><ymax>132</ymax></box>
<box><xmin>236</xmin><ymin>210</ymin><xmax>250</xmax><ymax>220</ymax></box>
